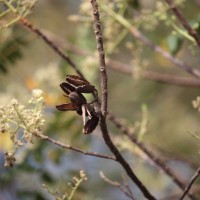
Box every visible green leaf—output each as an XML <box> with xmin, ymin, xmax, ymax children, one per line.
<box><xmin>167</xmin><ymin>35</ymin><xmax>183</xmax><ymax>55</ymax></box>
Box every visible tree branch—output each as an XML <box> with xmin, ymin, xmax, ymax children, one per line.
<box><xmin>108</xmin><ymin>111</ymin><xmax>197</xmax><ymax>200</ymax></box>
<box><xmin>34</xmin><ymin>132</ymin><xmax>115</xmax><ymax>161</ymax></box>
<box><xmin>42</xmin><ymin>29</ymin><xmax>200</xmax><ymax>88</ymax></box>
<box><xmin>179</xmin><ymin>167</ymin><xmax>200</xmax><ymax>200</ymax></box>
<box><xmin>108</xmin><ymin>59</ymin><xmax>200</xmax><ymax>88</ymax></box>
<box><xmin>20</xmin><ymin>18</ymin><xmax>84</xmax><ymax>78</ymax></box>
<box><xmin>165</xmin><ymin>0</ymin><xmax>200</xmax><ymax>47</ymax></box>
<box><xmin>91</xmin><ymin>1</ymin><xmax>156</xmax><ymax>199</ymax></box>
<box><xmin>20</xmin><ymin>20</ymin><xmax>200</xmax><ymax>88</ymax></box>
<box><xmin>100</xmin><ymin>3</ymin><xmax>200</xmax><ymax>79</ymax></box>
<box><xmin>17</xmin><ymin>6</ymin><xmax>199</xmax><ymax>200</ymax></box>
<box><xmin>90</xmin><ymin>1</ymin><xmax>107</xmax><ymax>117</ymax></box>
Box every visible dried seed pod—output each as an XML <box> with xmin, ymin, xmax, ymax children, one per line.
<box><xmin>66</xmin><ymin>75</ymin><xmax>96</xmax><ymax>94</ymax></box>
<box><xmin>66</xmin><ymin>75</ymin><xmax>90</xmax><ymax>86</ymax></box>
<box><xmin>76</xmin><ymin>105</ymin><xmax>91</xmax><ymax>116</ymax></box>
<box><xmin>69</xmin><ymin>91</ymin><xmax>87</xmax><ymax>106</ymax></box>
<box><xmin>83</xmin><ymin>115</ymin><xmax>99</xmax><ymax>134</ymax></box>
<box><xmin>56</xmin><ymin>75</ymin><xmax>99</xmax><ymax>135</ymax></box>
<box><xmin>76</xmin><ymin>85</ymin><xmax>96</xmax><ymax>94</ymax></box>
<box><xmin>60</xmin><ymin>82</ymin><xmax>75</xmax><ymax>95</ymax></box>
<box><xmin>56</xmin><ymin>103</ymin><xmax>78</xmax><ymax>111</ymax></box>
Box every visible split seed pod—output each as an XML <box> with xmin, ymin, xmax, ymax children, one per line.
<box><xmin>83</xmin><ymin>115</ymin><xmax>99</xmax><ymax>134</ymax></box>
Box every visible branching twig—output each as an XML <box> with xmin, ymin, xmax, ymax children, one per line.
<box><xmin>20</xmin><ymin>15</ymin><xmax>155</xmax><ymax>199</ymax></box>
<box><xmin>179</xmin><ymin>167</ymin><xmax>200</xmax><ymax>200</ymax></box>
<box><xmin>39</xmin><ymin>29</ymin><xmax>200</xmax><ymax>88</ymax></box>
<box><xmin>155</xmin><ymin>148</ymin><xmax>199</xmax><ymax>170</ymax></box>
<box><xmin>100</xmin><ymin>4</ymin><xmax>200</xmax><ymax>79</ymax></box>
<box><xmin>108</xmin><ymin>112</ymin><xmax>197</xmax><ymax>200</ymax></box>
<box><xmin>34</xmin><ymin>132</ymin><xmax>115</xmax><ymax>161</ymax></box>
<box><xmin>161</xmin><ymin>186</ymin><xmax>200</xmax><ymax>200</ymax></box>
<box><xmin>20</xmin><ymin>18</ymin><xmax>84</xmax><ymax>78</ymax></box>
<box><xmin>122</xmin><ymin>174</ymin><xmax>136</xmax><ymax>200</ymax></box>
<box><xmin>19</xmin><ymin>19</ymin><xmax>200</xmax><ymax>88</ymax></box>
<box><xmin>100</xmin><ymin>171</ymin><xmax>136</xmax><ymax>200</ymax></box>
<box><xmin>91</xmin><ymin>1</ymin><xmax>156</xmax><ymax>200</ymax></box>
<box><xmin>108</xmin><ymin>59</ymin><xmax>200</xmax><ymax>88</ymax></box>
<box><xmin>165</xmin><ymin>0</ymin><xmax>200</xmax><ymax>47</ymax></box>
<box><xmin>16</xmin><ymin>5</ymin><xmax>199</xmax><ymax>200</ymax></box>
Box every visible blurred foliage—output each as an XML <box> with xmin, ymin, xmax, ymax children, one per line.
<box><xmin>0</xmin><ymin>0</ymin><xmax>200</xmax><ymax>200</ymax></box>
<box><xmin>0</xmin><ymin>27</ymin><xmax>28</xmax><ymax>73</ymax></box>
<box><xmin>167</xmin><ymin>34</ymin><xmax>183</xmax><ymax>55</ymax></box>
<box><xmin>0</xmin><ymin>0</ymin><xmax>37</xmax><ymax>30</ymax></box>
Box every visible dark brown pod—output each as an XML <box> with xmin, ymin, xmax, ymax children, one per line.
<box><xmin>76</xmin><ymin>85</ymin><xmax>96</xmax><ymax>94</ymax></box>
<box><xmin>83</xmin><ymin>115</ymin><xmax>99</xmax><ymax>134</ymax></box>
<box><xmin>69</xmin><ymin>91</ymin><xmax>87</xmax><ymax>106</ymax></box>
<box><xmin>66</xmin><ymin>75</ymin><xmax>90</xmax><ymax>86</ymax></box>
<box><xmin>56</xmin><ymin>103</ymin><xmax>78</xmax><ymax>111</ymax></box>
<box><xmin>66</xmin><ymin>75</ymin><xmax>96</xmax><ymax>94</ymax></box>
<box><xmin>60</xmin><ymin>82</ymin><xmax>75</xmax><ymax>95</ymax></box>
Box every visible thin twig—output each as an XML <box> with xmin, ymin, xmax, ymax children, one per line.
<box><xmin>155</xmin><ymin>147</ymin><xmax>199</xmax><ymax>170</ymax></box>
<box><xmin>40</xmin><ymin>29</ymin><xmax>200</xmax><ymax>88</ymax></box>
<box><xmin>165</xmin><ymin>0</ymin><xmax>200</xmax><ymax>47</ymax></box>
<box><xmin>34</xmin><ymin>132</ymin><xmax>116</xmax><ymax>161</ymax></box>
<box><xmin>108</xmin><ymin>111</ymin><xmax>197</xmax><ymax>200</ymax></box>
<box><xmin>179</xmin><ymin>167</ymin><xmax>200</xmax><ymax>200</ymax></box>
<box><xmin>122</xmin><ymin>174</ymin><xmax>136</xmax><ymax>200</ymax></box>
<box><xmin>91</xmin><ymin>1</ymin><xmax>156</xmax><ymax>200</ymax></box>
<box><xmin>129</xmin><ymin>27</ymin><xmax>200</xmax><ymax>78</ymax></box>
<box><xmin>19</xmin><ymin>18</ymin><xmax>84</xmax><ymax>78</ymax></box>
<box><xmin>20</xmin><ymin>15</ymin><xmax>155</xmax><ymax>199</ymax></box>
<box><xmin>161</xmin><ymin>186</ymin><xmax>200</xmax><ymax>200</ymax></box>
<box><xmin>17</xmin><ymin>8</ymin><xmax>197</xmax><ymax>200</ymax></box>
<box><xmin>99</xmin><ymin>171</ymin><xmax>136</xmax><ymax>200</ymax></box>
<box><xmin>108</xmin><ymin>59</ymin><xmax>200</xmax><ymax>88</ymax></box>
<box><xmin>100</xmin><ymin>3</ymin><xmax>200</xmax><ymax>79</ymax></box>
<box><xmin>20</xmin><ymin>18</ymin><xmax>98</xmax><ymax>100</ymax></box>
<box><xmin>19</xmin><ymin>20</ymin><xmax>200</xmax><ymax>88</ymax></box>
<box><xmin>90</xmin><ymin>1</ymin><xmax>107</xmax><ymax>117</ymax></box>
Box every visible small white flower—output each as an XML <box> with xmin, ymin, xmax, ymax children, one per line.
<box><xmin>10</xmin><ymin>99</ymin><xmax>18</xmax><ymax>106</ymax></box>
<box><xmin>32</xmin><ymin>89</ymin><xmax>44</xmax><ymax>99</ymax></box>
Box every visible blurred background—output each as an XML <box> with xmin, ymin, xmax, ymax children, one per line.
<box><xmin>0</xmin><ymin>0</ymin><xmax>200</xmax><ymax>199</ymax></box>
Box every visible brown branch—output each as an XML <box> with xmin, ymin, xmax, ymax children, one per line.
<box><xmin>99</xmin><ymin>117</ymin><xmax>157</xmax><ymax>200</ymax></box>
<box><xmin>161</xmin><ymin>185</ymin><xmax>200</xmax><ymax>200</ymax></box>
<box><xmin>19</xmin><ymin>18</ymin><xmax>84</xmax><ymax>78</ymax></box>
<box><xmin>129</xmin><ymin>26</ymin><xmax>200</xmax><ymax>79</ymax></box>
<box><xmin>91</xmin><ymin>1</ymin><xmax>156</xmax><ymax>200</ymax></box>
<box><xmin>102</xmin><ymin>6</ymin><xmax>200</xmax><ymax>79</ymax></box>
<box><xmin>20</xmin><ymin>16</ymin><xmax>155</xmax><ymax>199</ymax></box>
<box><xmin>42</xmin><ymin>29</ymin><xmax>200</xmax><ymax>88</ymax></box>
<box><xmin>108</xmin><ymin>59</ymin><xmax>200</xmax><ymax>88</ymax></box>
<box><xmin>34</xmin><ymin>132</ymin><xmax>115</xmax><ymax>161</ymax></box>
<box><xmin>161</xmin><ymin>186</ymin><xmax>200</xmax><ymax>200</ymax></box>
<box><xmin>165</xmin><ymin>0</ymin><xmax>200</xmax><ymax>47</ymax></box>
<box><xmin>90</xmin><ymin>1</ymin><xmax>107</xmax><ymax>117</ymax></box>
<box><xmin>18</xmin><ymin>10</ymin><xmax>199</xmax><ymax>200</ymax></box>
<box><xmin>179</xmin><ymin>167</ymin><xmax>200</xmax><ymax>200</ymax></box>
<box><xmin>155</xmin><ymin>148</ymin><xmax>199</xmax><ymax>170</ymax></box>
<box><xmin>19</xmin><ymin>21</ymin><xmax>200</xmax><ymax>88</ymax></box>
<box><xmin>108</xmin><ymin>111</ymin><xmax>197</xmax><ymax>200</ymax></box>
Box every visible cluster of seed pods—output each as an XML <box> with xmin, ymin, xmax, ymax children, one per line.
<box><xmin>56</xmin><ymin>75</ymin><xmax>99</xmax><ymax>134</ymax></box>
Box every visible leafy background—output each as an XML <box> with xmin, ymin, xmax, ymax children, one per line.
<box><xmin>0</xmin><ymin>0</ymin><xmax>200</xmax><ymax>199</ymax></box>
